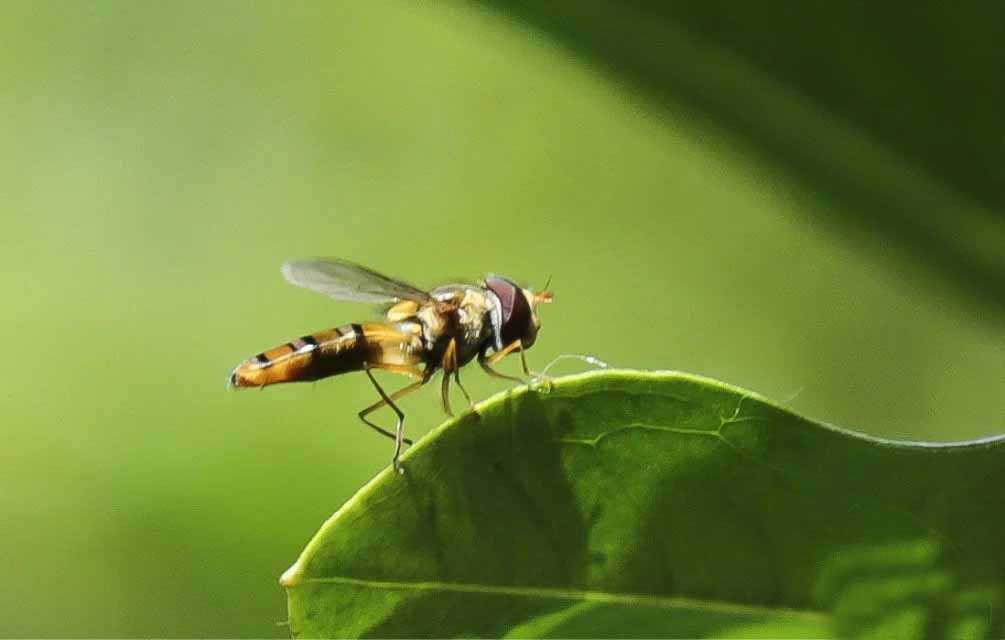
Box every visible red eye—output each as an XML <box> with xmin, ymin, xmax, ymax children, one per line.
<box><xmin>485</xmin><ymin>276</ymin><xmax>531</xmax><ymax>345</ymax></box>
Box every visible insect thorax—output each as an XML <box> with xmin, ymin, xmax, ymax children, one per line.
<box><xmin>409</xmin><ymin>285</ymin><xmax>497</xmax><ymax>367</ymax></box>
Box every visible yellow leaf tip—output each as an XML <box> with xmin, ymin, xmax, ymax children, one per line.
<box><xmin>280</xmin><ymin>561</ymin><xmax>302</xmax><ymax>588</ymax></box>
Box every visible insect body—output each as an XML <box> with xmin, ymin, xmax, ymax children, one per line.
<box><xmin>229</xmin><ymin>259</ymin><xmax>553</xmax><ymax>472</ymax></box>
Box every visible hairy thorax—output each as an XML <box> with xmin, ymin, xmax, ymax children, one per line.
<box><xmin>398</xmin><ymin>285</ymin><xmax>495</xmax><ymax>368</ymax></box>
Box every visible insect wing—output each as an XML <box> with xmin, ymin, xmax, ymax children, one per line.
<box><xmin>281</xmin><ymin>258</ymin><xmax>431</xmax><ymax>304</ymax></box>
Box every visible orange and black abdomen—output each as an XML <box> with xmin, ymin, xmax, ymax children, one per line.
<box><xmin>229</xmin><ymin>322</ymin><xmax>424</xmax><ymax>388</ymax></box>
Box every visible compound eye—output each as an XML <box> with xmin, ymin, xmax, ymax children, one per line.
<box><xmin>485</xmin><ymin>276</ymin><xmax>531</xmax><ymax>346</ymax></box>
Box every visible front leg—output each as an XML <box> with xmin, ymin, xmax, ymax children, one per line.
<box><xmin>478</xmin><ymin>346</ymin><xmax>525</xmax><ymax>383</ymax></box>
<box><xmin>480</xmin><ymin>339</ymin><xmax>546</xmax><ymax>384</ymax></box>
<box><xmin>478</xmin><ymin>339</ymin><xmax>530</xmax><ymax>382</ymax></box>
<box><xmin>519</xmin><ymin>347</ymin><xmax>554</xmax><ymax>391</ymax></box>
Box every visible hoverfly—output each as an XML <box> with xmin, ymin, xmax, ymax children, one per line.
<box><xmin>229</xmin><ymin>258</ymin><xmax>553</xmax><ymax>472</ymax></box>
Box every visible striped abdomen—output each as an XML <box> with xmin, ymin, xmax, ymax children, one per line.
<box><xmin>229</xmin><ymin>322</ymin><xmax>424</xmax><ymax>388</ymax></box>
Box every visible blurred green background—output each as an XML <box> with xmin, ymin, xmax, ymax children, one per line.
<box><xmin>2</xmin><ymin>1</ymin><xmax>1002</xmax><ymax>636</ymax></box>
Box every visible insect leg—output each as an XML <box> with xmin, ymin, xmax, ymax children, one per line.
<box><xmin>360</xmin><ymin>368</ymin><xmax>423</xmax><ymax>473</ymax></box>
<box><xmin>478</xmin><ymin>348</ymin><xmax>525</xmax><ymax>383</ymax></box>
<box><xmin>439</xmin><ymin>338</ymin><xmax>464</xmax><ymax>417</ymax></box>
<box><xmin>454</xmin><ymin>368</ymin><xmax>473</xmax><ymax>408</ymax></box>
<box><xmin>440</xmin><ymin>372</ymin><xmax>453</xmax><ymax>417</ymax></box>
<box><xmin>516</xmin><ymin>343</ymin><xmax>554</xmax><ymax>390</ymax></box>
<box><xmin>440</xmin><ymin>340</ymin><xmax>474</xmax><ymax>412</ymax></box>
<box><xmin>478</xmin><ymin>339</ymin><xmax>536</xmax><ymax>385</ymax></box>
<box><xmin>519</xmin><ymin>347</ymin><xmax>536</xmax><ymax>377</ymax></box>
<box><xmin>358</xmin><ymin>379</ymin><xmax>426</xmax><ymax>445</ymax></box>
<box><xmin>482</xmin><ymin>339</ymin><xmax>523</xmax><ymax>366</ymax></box>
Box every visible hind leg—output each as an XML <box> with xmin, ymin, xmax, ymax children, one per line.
<box><xmin>359</xmin><ymin>367</ymin><xmax>428</xmax><ymax>473</ymax></box>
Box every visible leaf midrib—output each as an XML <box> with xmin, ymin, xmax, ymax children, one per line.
<box><xmin>298</xmin><ymin>574</ymin><xmax>827</xmax><ymax>622</ymax></box>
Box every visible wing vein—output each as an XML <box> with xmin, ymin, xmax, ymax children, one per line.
<box><xmin>281</xmin><ymin>258</ymin><xmax>431</xmax><ymax>304</ymax></box>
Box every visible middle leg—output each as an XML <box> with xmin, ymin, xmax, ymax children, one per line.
<box><xmin>439</xmin><ymin>338</ymin><xmax>473</xmax><ymax>416</ymax></box>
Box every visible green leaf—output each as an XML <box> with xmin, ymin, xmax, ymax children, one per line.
<box><xmin>281</xmin><ymin>371</ymin><xmax>1005</xmax><ymax>638</ymax></box>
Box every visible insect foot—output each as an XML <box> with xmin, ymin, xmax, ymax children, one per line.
<box><xmin>530</xmin><ymin>373</ymin><xmax>556</xmax><ymax>394</ymax></box>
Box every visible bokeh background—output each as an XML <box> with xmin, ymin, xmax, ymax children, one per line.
<box><xmin>2</xmin><ymin>1</ymin><xmax>1003</xmax><ymax>636</ymax></box>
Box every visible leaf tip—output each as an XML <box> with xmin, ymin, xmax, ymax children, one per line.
<box><xmin>279</xmin><ymin>561</ymin><xmax>303</xmax><ymax>588</ymax></box>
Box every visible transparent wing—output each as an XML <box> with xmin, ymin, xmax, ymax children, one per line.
<box><xmin>280</xmin><ymin>258</ymin><xmax>431</xmax><ymax>303</ymax></box>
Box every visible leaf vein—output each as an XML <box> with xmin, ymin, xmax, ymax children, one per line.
<box><xmin>302</xmin><ymin>574</ymin><xmax>827</xmax><ymax>621</ymax></box>
<box><xmin>558</xmin><ymin>422</ymin><xmax>730</xmax><ymax>448</ymax></box>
